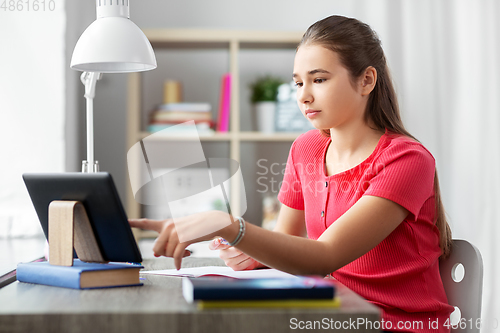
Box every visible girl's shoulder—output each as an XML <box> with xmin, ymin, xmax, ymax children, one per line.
<box><xmin>378</xmin><ymin>131</ymin><xmax>435</xmax><ymax>164</ymax></box>
<box><xmin>289</xmin><ymin>129</ymin><xmax>329</xmax><ymax>161</ymax></box>
<box><xmin>292</xmin><ymin>129</ymin><xmax>329</xmax><ymax>151</ymax></box>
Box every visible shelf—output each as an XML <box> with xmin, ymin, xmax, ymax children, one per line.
<box><xmin>138</xmin><ymin>132</ymin><xmax>232</xmax><ymax>141</ymax></box>
<box><xmin>238</xmin><ymin>132</ymin><xmax>302</xmax><ymax>141</ymax></box>
<box><xmin>126</xmin><ymin>29</ymin><xmax>303</xmax><ymax>220</ymax></box>
<box><xmin>144</xmin><ymin>29</ymin><xmax>303</xmax><ymax>47</ymax></box>
<box><xmin>138</xmin><ymin>131</ymin><xmax>302</xmax><ymax>142</ymax></box>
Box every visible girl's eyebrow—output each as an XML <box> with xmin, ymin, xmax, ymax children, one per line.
<box><xmin>308</xmin><ymin>68</ymin><xmax>331</xmax><ymax>75</ymax></box>
<box><xmin>292</xmin><ymin>68</ymin><xmax>331</xmax><ymax>78</ymax></box>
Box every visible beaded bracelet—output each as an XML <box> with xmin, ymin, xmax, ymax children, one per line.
<box><xmin>228</xmin><ymin>216</ymin><xmax>246</xmax><ymax>247</ymax></box>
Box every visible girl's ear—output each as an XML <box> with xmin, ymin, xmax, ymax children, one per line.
<box><xmin>360</xmin><ymin>66</ymin><xmax>377</xmax><ymax>96</ymax></box>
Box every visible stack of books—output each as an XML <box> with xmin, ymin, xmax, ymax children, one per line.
<box><xmin>148</xmin><ymin>102</ymin><xmax>215</xmax><ymax>135</ymax></box>
<box><xmin>182</xmin><ymin>276</ymin><xmax>340</xmax><ymax>309</ymax></box>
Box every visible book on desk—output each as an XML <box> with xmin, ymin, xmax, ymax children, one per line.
<box><xmin>183</xmin><ymin>276</ymin><xmax>338</xmax><ymax>308</ymax></box>
<box><xmin>19</xmin><ymin>173</ymin><xmax>145</xmax><ymax>290</ymax></box>
<box><xmin>196</xmin><ymin>297</ymin><xmax>341</xmax><ymax>309</ymax></box>
<box><xmin>16</xmin><ymin>259</ymin><xmax>143</xmax><ymax>289</ymax></box>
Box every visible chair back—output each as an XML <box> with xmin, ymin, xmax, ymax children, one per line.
<box><xmin>440</xmin><ymin>239</ymin><xmax>483</xmax><ymax>333</ymax></box>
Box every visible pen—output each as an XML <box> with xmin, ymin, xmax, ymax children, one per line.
<box><xmin>216</xmin><ymin>238</ymin><xmax>230</xmax><ymax>246</ymax></box>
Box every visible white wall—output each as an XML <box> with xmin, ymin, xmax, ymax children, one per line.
<box><xmin>0</xmin><ymin>1</ymin><xmax>66</xmax><ymax>237</ymax></box>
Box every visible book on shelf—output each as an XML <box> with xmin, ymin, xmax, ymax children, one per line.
<box><xmin>182</xmin><ymin>276</ymin><xmax>335</xmax><ymax>303</ymax></box>
<box><xmin>216</xmin><ymin>73</ymin><xmax>231</xmax><ymax>132</ymax></box>
<box><xmin>148</xmin><ymin>102</ymin><xmax>214</xmax><ymax>134</ymax></box>
<box><xmin>197</xmin><ymin>297</ymin><xmax>341</xmax><ymax>309</ymax></box>
<box><xmin>152</xmin><ymin>111</ymin><xmax>212</xmax><ymax>122</ymax></box>
<box><xmin>147</xmin><ymin>120</ymin><xmax>215</xmax><ymax>135</ymax></box>
<box><xmin>156</xmin><ymin>102</ymin><xmax>211</xmax><ymax>112</ymax></box>
<box><xmin>16</xmin><ymin>259</ymin><xmax>143</xmax><ymax>290</ymax></box>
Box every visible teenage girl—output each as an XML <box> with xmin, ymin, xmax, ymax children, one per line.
<box><xmin>130</xmin><ymin>15</ymin><xmax>453</xmax><ymax>333</ymax></box>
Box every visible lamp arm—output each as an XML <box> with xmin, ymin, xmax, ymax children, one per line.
<box><xmin>81</xmin><ymin>72</ymin><xmax>102</xmax><ymax>99</ymax></box>
<box><xmin>80</xmin><ymin>72</ymin><xmax>102</xmax><ymax>173</ymax></box>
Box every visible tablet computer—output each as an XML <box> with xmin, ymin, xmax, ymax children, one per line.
<box><xmin>23</xmin><ymin>172</ymin><xmax>142</xmax><ymax>263</ymax></box>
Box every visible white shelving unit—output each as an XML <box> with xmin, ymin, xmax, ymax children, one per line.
<box><xmin>126</xmin><ymin>29</ymin><xmax>303</xmax><ymax>222</ymax></box>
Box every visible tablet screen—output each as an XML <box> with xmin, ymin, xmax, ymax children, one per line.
<box><xmin>23</xmin><ymin>172</ymin><xmax>142</xmax><ymax>263</ymax></box>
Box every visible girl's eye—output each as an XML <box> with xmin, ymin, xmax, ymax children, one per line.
<box><xmin>314</xmin><ymin>78</ymin><xmax>326</xmax><ymax>83</ymax></box>
<box><xmin>294</xmin><ymin>82</ymin><xmax>303</xmax><ymax>88</ymax></box>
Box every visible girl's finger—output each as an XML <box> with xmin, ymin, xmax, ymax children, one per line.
<box><xmin>219</xmin><ymin>247</ymin><xmax>245</xmax><ymax>260</ymax></box>
<box><xmin>152</xmin><ymin>238</ymin><xmax>166</xmax><ymax>257</ymax></box>
<box><xmin>153</xmin><ymin>222</ymin><xmax>177</xmax><ymax>256</ymax></box>
<box><xmin>128</xmin><ymin>218</ymin><xmax>164</xmax><ymax>233</ymax></box>
<box><xmin>173</xmin><ymin>244</ymin><xmax>188</xmax><ymax>270</ymax></box>
<box><xmin>227</xmin><ymin>256</ymin><xmax>255</xmax><ymax>271</ymax></box>
<box><xmin>165</xmin><ymin>230</ymin><xmax>179</xmax><ymax>258</ymax></box>
<box><xmin>224</xmin><ymin>253</ymin><xmax>250</xmax><ymax>268</ymax></box>
<box><xmin>153</xmin><ymin>225</ymin><xmax>170</xmax><ymax>257</ymax></box>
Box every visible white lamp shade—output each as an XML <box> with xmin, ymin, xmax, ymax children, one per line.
<box><xmin>70</xmin><ymin>17</ymin><xmax>156</xmax><ymax>73</ymax></box>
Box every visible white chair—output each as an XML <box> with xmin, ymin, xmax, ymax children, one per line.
<box><xmin>440</xmin><ymin>239</ymin><xmax>483</xmax><ymax>333</ymax></box>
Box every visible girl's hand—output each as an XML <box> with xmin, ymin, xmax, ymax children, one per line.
<box><xmin>128</xmin><ymin>218</ymin><xmax>191</xmax><ymax>263</ymax></box>
<box><xmin>129</xmin><ymin>211</ymin><xmax>235</xmax><ymax>270</ymax></box>
<box><xmin>209</xmin><ymin>238</ymin><xmax>265</xmax><ymax>271</ymax></box>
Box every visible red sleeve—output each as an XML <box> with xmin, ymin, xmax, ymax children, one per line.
<box><xmin>364</xmin><ymin>143</ymin><xmax>435</xmax><ymax>219</ymax></box>
<box><xmin>278</xmin><ymin>141</ymin><xmax>305</xmax><ymax>210</ymax></box>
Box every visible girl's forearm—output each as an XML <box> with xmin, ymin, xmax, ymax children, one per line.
<box><xmin>220</xmin><ymin>220</ymin><xmax>335</xmax><ymax>276</ymax></box>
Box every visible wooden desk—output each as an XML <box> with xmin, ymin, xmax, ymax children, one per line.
<box><xmin>0</xmin><ymin>257</ymin><xmax>380</xmax><ymax>333</ymax></box>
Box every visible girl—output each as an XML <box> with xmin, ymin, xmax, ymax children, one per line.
<box><xmin>130</xmin><ymin>15</ymin><xmax>453</xmax><ymax>333</ymax></box>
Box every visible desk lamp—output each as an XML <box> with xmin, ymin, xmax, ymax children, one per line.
<box><xmin>70</xmin><ymin>0</ymin><xmax>156</xmax><ymax>172</ymax></box>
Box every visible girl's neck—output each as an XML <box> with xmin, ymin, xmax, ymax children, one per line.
<box><xmin>325</xmin><ymin>122</ymin><xmax>384</xmax><ymax>176</ymax></box>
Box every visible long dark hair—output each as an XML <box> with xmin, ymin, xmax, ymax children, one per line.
<box><xmin>299</xmin><ymin>15</ymin><xmax>452</xmax><ymax>258</ymax></box>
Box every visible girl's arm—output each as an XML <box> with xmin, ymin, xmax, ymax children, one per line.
<box><xmin>272</xmin><ymin>204</ymin><xmax>306</xmax><ymax>237</ymax></box>
<box><xmin>230</xmin><ymin>195</ymin><xmax>408</xmax><ymax>276</ymax></box>
<box><xmin>209</xmin><ymin>204</ymin><xmax>306</xmax><ymax>270</ymax></box>
<box><xmin>130</xmin><ymin>195</ymin><xmax>407</xmax><ymax>275</ymax></box>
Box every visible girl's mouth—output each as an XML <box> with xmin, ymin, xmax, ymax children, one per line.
<box><xmin>305</xmin><ymin>109</ymin><xmax>321</xmax><ymax>118</ymax></box>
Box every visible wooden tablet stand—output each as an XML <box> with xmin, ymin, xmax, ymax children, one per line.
<box><xmin>48</xmin><ymin>201</ymin><xmax>106</xmax><ymax>266</ymax></box>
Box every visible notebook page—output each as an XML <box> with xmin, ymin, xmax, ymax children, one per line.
<box><xmin>140</xmin><ymin>266</ymin><xmax>297</xmax><ymax>279</ymax></box>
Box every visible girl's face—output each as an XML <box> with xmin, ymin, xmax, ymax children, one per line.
<box><xmin>293</xmin><ymin>44</ymin><xmax>369</xmax><ymax>131</ymax></box>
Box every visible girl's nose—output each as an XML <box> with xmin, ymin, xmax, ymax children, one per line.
<box><xmin>297</xmin><ymin>85</ymin><xmax>313</xmax><ymax>105</ymax></box>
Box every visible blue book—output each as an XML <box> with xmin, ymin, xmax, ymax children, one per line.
<box><xmin>16</xmin><ymin>259</ymin><xmax>143</xmax><ymax>289</ymax></box>
<box><xmin>182</xmin><ymin>276</ymin><xmax>335</xmax><ymax>303</ymax></box>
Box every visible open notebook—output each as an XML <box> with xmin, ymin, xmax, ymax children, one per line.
<box><xmin>140</xmin><ymin>266</ymin><xmax>297</xmax><ymax>279</ymax></box>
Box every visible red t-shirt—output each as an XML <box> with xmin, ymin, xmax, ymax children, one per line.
<box><xmin>278</xmin><ymin>129</ymin><xmax>453</xmax><ymax>333</ymax></box>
